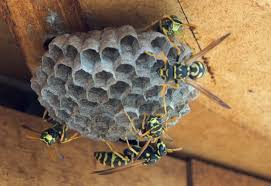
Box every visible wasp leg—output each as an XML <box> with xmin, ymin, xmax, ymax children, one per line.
<box><xmin>60</xmin><ymin>133</ymin><xmax>80</xmax><ymax>144</ymax></box>
<box><xmin>141</xmin><ymin>113</ymin><xmax>147</xmax><ymax>130</ymax></box>
<box><xmin>103</xmin><ymin>140</ymin><xmax>129</xmax><ymax>161</ymax></box>
<box><xmin>144</xmin><ymin>51</ymin><xmax>169</xmax><ymax>65</ymax></box>
<box><xmin>42</xmin><ymin>110</ymin><xmax>48</xmax><ymax>121</ymax></box>
<box><xmin>155</xmin><ymin>95</ymin><xmax>168</xmax><ymax>120</ymax></box>
<box><xmin>137</xmin><ymin>19</ymin><xmax>160</xmax><ymax>32</ymax></box>
<box><xmin>124</xmin><ymin>111</ymin><xmax>139</xmax><ymax>135</ymax></box>
<box><xmin>160</xmin><ymin>84</ymin><xmax>168</xmax><ymax>97</ymax></box>
<box><xmin>125</xmin><ymin>137</ymin><xmax>139</xmax><ymax>162</ymax></box>
<box><xmin>167</xmin><ymin>147</ymin><xmax>183</xmax><ymax>153</ymax></box>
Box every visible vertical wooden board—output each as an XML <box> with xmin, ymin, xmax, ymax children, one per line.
<box><xmin>0</xmin><ymin>19</ymin><xmax>31</xmax><ymax>81</ymax></box>
<box><xmin>192</xmin><ymin>160</ymin><xmax>271</xmax><ymax>186</ymax></box>
<box><xmin>0</xmin><ymin>106</ymin><xmax>187</xmax><ymax>186</ymax></box>
<box><xmin>0</xmin><ymin>0</ymin><xmax>86</xmax><ymax>73</ymax></box>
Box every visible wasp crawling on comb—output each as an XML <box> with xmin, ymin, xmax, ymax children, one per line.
<box><xmin>139</xmin><ymin>15</ymin><xmax>196</xmax><ymax>56</ymax></box>
<box><xmin>22</xmin><ymin>121</ymin><xmax>80</xmax><ymax>160</ymax></box>
<box><xmin>145</xmin><ymin>33</ymin><xmax>231</xmax><ymax>109</ymax></box>
<box><xmin>92</xmin><ymin>139</ymin><xmax>182</xmax><ymax>175</ymax></box>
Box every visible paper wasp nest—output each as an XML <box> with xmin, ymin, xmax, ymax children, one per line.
<box><xmin>31</xmin><ymin>25</ymin><xmax>198</xmax><ymax>141</ymax></box>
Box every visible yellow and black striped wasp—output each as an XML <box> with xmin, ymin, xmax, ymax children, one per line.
<box><xmin>146</xmin><ymin>33</ymin><xmax>231</xmax><ymax>109</ymax></box>
<box><xmin>123</xmin><ymin>92</ymin><xmax>180</xmax><ymax>160</ymax></box>
<box><xmin>139</xmin><ymin>15</ymin><xmax>196</xmax><ymax>55</ymax></box>
<box><xmin>92</xmin><ymin>139</ymin><xmax>182</xmax><ymax>175</ymax></box>
<box><xmin>22</xmin><ymin>121</ymin><xmax>80</xmax><ymax>160</ymax></box>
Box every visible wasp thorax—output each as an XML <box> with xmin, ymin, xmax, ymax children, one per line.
<box><xmin>188</xmin><ymin>61</ymin><xmax>206</xmax><ymax>80</ymax></box>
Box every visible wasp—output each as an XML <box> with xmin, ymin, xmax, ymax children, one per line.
<box><xmin>92</xmin><ymin>139</ymin><xmax>182</xmax><ymax>175</ymax></box>
<box><xmin>139</xmin><ymin>15</ymin><xmax>196</xmax><ymax>55</ymax></box>
<box><xmin>22</xmin><ymin>121</ymin><xmax>80</xmax><ymax>159</ymax></box>
<box><xmin>146</xmin><ymin>33</ymin><xmax>231</xmax><ymax>109</ymax></box>
<box><xmin>123</xmin><ymin>93</ymin><xmax>178</xmax><ymax>158</ymax></box>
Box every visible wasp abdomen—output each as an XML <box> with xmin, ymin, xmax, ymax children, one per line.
<box><xmin>94</xmin><ymin>152</ymin><xmax>129</xmax><ymax>168</ymax></box>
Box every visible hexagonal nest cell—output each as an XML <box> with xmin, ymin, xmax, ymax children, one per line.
<box><xmin>31</xmin><ymin>25</ymin><xmax>198</xmax><ymax>141</ymax></box>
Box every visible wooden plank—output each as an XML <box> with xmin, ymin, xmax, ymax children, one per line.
<box><xmin>0</xmin><ymin>106</ymin><xmax>187</xmax><ymax>186</ymax></box>
<box><xmin>0</xmin><ymin>0</ymin><xmax>87</xmax><ymax>73</ymax></box>
<box><xmin>191</xmin><ymin>160</ymin><xmax>271</xmax><ymax>186</ymax></box>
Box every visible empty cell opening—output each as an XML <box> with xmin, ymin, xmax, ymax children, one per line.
<box><xmin>79</xmin><ymin>99</ymin><xmax>98</xmax><ymax>117</ymax></box>
<box><xmin>87</xmin><ymin>87</ymin><xmax>108</xmax><ymax>103</ymax></box>
<box><xmin>167</xmin><ymin>47</ymin><xmax>179</xmax><ymax>64</ymax></box>
<box><xmin>120</xmin><ymin>35</ymin><xmax>139</xmax><ymax>55</ymax></box>
<box><xmin>67</xmin><ymin>84</ymin><xmax>86</xmax><ymax>101</ymax></box>
<box><xmin>55</xmin><ymin>64</ymin><xmax>72</xmax><ymax>81</ymax></box>
<box><xmin>139</xmin><ymin>101</ymin><xmax>160</xmax><ymax>114</ymax></box>
<box><xmin>104</xmin><ymin>99</ymin><xmax>123</xmax><ymax>113</ymax></box>
<box><xmin>116</xmin><ymin>64</ymin><xmax>135</xmax><ymax>75</ymax></box>
<box><xmin>151</xmin><ymin>37</ymin><xmax>168</xmax><ymax>53</ymax></box>
<box><xmin>102</xmin><ymin>47</ymin><xmax>120</xmax><ymax>63</ymax></box>
<box><xmin>145</xmin><ymin>85</ymin><xmax>163</xmax><ymax>98</ymax></box>
<box><xmin>122</xmin><ymin>94</ymin><xmax>145</xmax><ymax>108</ymax></box>
<box><xmin>94</xmin><ymin>71</ymin><xmax>114</xmax><ymax>87</ymax></box>
<box><xmin>81</xmin><ymin>49</ymin><xmax>101</xmax><ymax>71</ymax></box>
<box><xmin>80</xmin><ymin>99</ymin><xmax>98</xmax><ymax>108</ymax></box>
<box><xmin>132</xmin><ymin>77</ymin><xmax>150</xmax><ymax>89</ymax></box>
<box><xmin>42</xmin><ymin>89</ymin><xmax>60</xmax><ymax>107</ymax></box>
<box><xmin>150</xmin><ymin>60</ymin><xmax>164</xmax><ymax>73</ymax></box>
<box><xmin>47</xmin><ymin>76</ymin><xmax>66</xmax><ymax>95</ymax></box>
<box><xmin>135</xmin><ymin>52</ymin><xmax>156</xmax><ymax>69</ymax></box>
<box><xmin>109</xmin><ymin>81</ymin><xmax>130</xmax><ymax>98</ymax></box>
<box><xmin>49</xmin><ymin>44</ymin><xmax>64</xmax><ymax>60</ymax></box>
<box><xmin>56</xmin><ymin>110</ymin><xmax>70</xmax><ymax>122</ymax></box>
<box><xmin>60</xmin><ymin>97</ymin><xmax>78</xmax><ymax>113</ymax></box>
<box><xmin>42</xmin><ymin>56</ymin><xmax>55</xmax><ymax>75</ymax></box>
<box><xmin>74</xmin><ymin>70</ymin><xmax>93</xmax><ymax>87</ymax></box>
<box><xmin>74</xmin><ymin>115</ymin><xmax>89</xmax><ymax>126</ymax></box>
<box><xmin>94</xmin><ymin>114</ymin><xmax>112</xmax><ymax>131</ymax></box>
<box><xmin>66</xmin><ymin>45</ymin><xmax>78</xmax><ymax>61</ymax></box>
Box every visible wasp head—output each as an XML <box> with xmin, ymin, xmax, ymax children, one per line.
<box><xmin>40</xmin><ymin>131</ymin><xmax>56</xmax><ymax>145</ymax></box>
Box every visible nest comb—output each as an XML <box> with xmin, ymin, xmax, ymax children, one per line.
<box><xmin>30</xmin><ymin>25</ymin><xmax>198</xmax><ymax>141</ymax></box>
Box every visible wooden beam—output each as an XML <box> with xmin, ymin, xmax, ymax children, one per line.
<box><xmin>0</xmin><ymin>0</ymin><xmax>87</xmax><ymax>73</ymax></box>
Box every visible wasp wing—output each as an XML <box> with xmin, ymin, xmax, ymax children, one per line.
<box><xmin>185</xmin><ymin>33</ymin><xmax>230</xmax><ymax>65</ymax></box>
<box><xmin>186</xmin><ymin>79</ymin><xmax>231</xmax><ymax>109</ymax></box>
<box><xmin>161</xmin><ymin>133</ymin><xmax>174</xmax><ymax>143</ymax></box>
<box><xmin>22</xmin><ymin>125</ymin><xmax>41</xmax><ymax>134</ymax></box>
<box><xmin>135</xmin><ymin>138</ymin><xmax>152</xmax><ymax>161</ymax></box>
<box><xmin>92</xmin><ymin>160</ymin><xmax>144</xmax><ymax>175</ymax></box>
